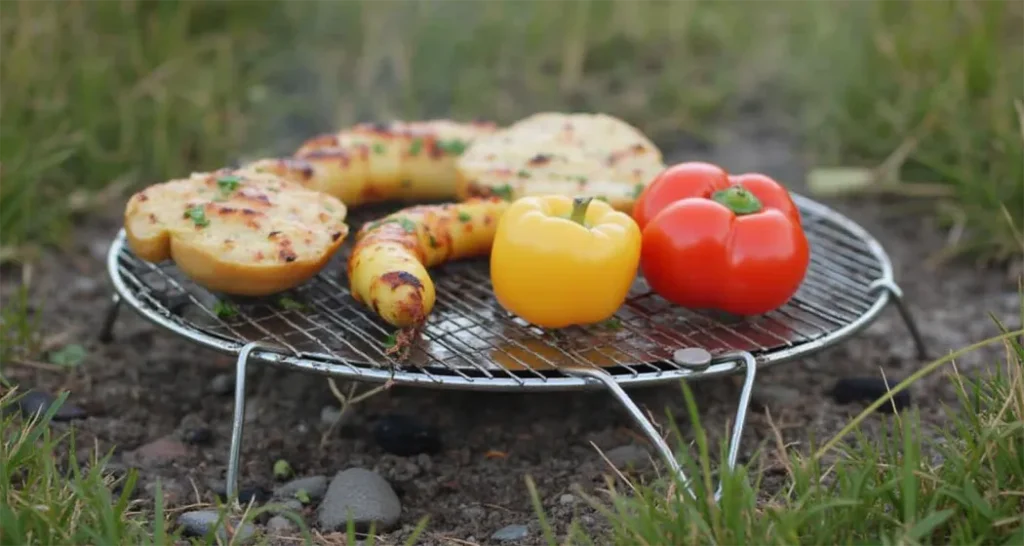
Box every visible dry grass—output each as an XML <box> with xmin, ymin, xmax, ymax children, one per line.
<box><xmin>1</xmin><ymin>1</ymin><xmax>1021</xmax><ymax>544</ymax></box>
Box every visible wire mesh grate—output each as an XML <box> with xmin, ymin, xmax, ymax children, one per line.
<box><xmin>109</xmin><ymin>193</ymin><xmax>892</xmax><ymax>386</ymax></box>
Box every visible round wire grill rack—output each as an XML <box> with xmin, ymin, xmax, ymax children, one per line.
<box><xmin>99</xmin><ymin>192</ymin><xmax>928</xmax><ymax>503</ymax></box>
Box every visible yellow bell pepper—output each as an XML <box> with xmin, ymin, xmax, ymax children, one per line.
<box><xmin>489</xmin><ymin>195</ymin><xmax>642</xmax><ymax>329</ymax></box>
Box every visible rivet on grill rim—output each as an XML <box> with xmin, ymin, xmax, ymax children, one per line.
<box><xmin>673</xmin><ymin>347</ymin><xmax>712</xmax><ymax>370</ymax></box>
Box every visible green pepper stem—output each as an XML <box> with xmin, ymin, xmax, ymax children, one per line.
<box><xmin>569</xmin><ymin>197</ymin><xmax>593</xmax><ymax>226</ymax></box>
<box><xmin>711</xmin><ymin>186</ymin><xmax>763</xmax><ymax>215</ymax></box>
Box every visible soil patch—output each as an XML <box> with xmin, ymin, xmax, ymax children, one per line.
<box><xmin>3</xmin><ymin>120</ymin><xmax>1019</xmax><ymax>546</ymax></box>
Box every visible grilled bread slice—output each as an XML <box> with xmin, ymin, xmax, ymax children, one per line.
<box><xmin>454</xmin><ymin>112</ymin><xmax>666</xmax><ymax>211</ymax></box>
<box><xmin>347</xmin><ymin>197</ymin><xmax>510</xmax><ymax>328</ymax></box>
<box><xmin>123</xmin><ymin>167</ymin><xmax>349</xmax><ymax>296</ymax></box>
<box><xmin>246</xmin><ymin>119</ymin><xmax>498</xmax><ymax>208</ymax></box>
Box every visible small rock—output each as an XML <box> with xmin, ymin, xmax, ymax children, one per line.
<box><xmin>829</xmin><ymin>377</ymin><xmax>911</xmax><ymax>413</ymax></box>
<box><xmin>372</xmin><ymin>414</ymin><xmax>441</xmax><ymax>457</ymax></box>
<box><xmin>752</xmin><ymin>385</ymin><xmax>801</xmax><ymax>409</ymax></box>
<box><xmin>131</xmin><ymin>437</ymin><xmax>190</xmax><ymax>467</ymax></box>
<box><xmin>268</xmin><ymin>498</ymin><xmax>305</xmax><ymax>516</ymax></box>
<box><xmin>89</xmin><ymin>239</ymin><xmax>110</xmax><ymax>261</ymax></box>
<box><xmin>72</xmin><ymin>276</ymin><xmax>100</xmax><ymax>297</ymax></box>
<box><xmin>461</xmin><ymin>505</ymin><xmax>485</xmax><ymax>520</ymax></box>
<box><xmin>181</xmin><ymin>427</ymin><xmax>213</xmax><ymax>446</ymax></box>
<box><xmin>415</xmin><ymin>453</ymin><xmax>433</xmax><ymax>472</ymax></box>
<box><xmin>318</xmin><ymin>468</ymin><xmax>402</xmax><ymax>533</ymax></box>
<box><xmin>244</xmin><ymin>401</ymin><xmax>259</xmax><ymax>423</ymax></box>
<box><xmin>210</xmin><ymin>373</ymin><xmax>234</xmax><ymax>395</ymax></box>
<box><xmin>16</xmin><ymin>390</ymin><xmax>88</xmax><ymax>422</ymax></box>
<box><xmin>491</xmin><ymin>523</ymin><xmax>529</xmax><ymax>542</ymax></box>
<box><xmin>603</xmin><ymin>444</ymin><xmax>652</xmax><ymax>471</ymax></box>
<box><xmin>319</xmin><ymin>405</ymin><xmax>361</xmax><ymax>431</ymax></box>
<box><xmin>320</xmin><ymin>406</ymin><xmax>342</xmax><ymax>425</ymax></box>
<box><xmin>559</xmin><ymin>494</ymin><xmax>576</xmax><ymax>505</ymax></box>
<box><xmin>210</xmin><ymin>481</ymin><xmax>272</xmax><ymax>504</ymax></box>
<box><xmin>267</xmin><ymin>515</ymin><xmax>297</xmax><ymax>534</ymax></box>
<box><xmin>177</xmin><ymin>510</ymin><xmax>257</xmax><ymax>543</ymax></box>
<box><xmin>273</xmin><ymin>475</ymin><xmax>328</xmax><ymax>502</ymax></box>
<box><xmin>145</xmin><ymin>478</ymin><xmax>189</xmax><ymax>505</ymax></box>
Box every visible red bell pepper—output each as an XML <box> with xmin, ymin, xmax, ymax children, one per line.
<box><xmin>632</xmin><ymin>162</ymin><xmax>810</xmax><ymax>316</ymax></box>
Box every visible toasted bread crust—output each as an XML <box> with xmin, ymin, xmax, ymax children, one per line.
<box><xmin>246</xmin><ymin>119</ymin><xmax>499</xmax><ymax>208</ymax></box>
<box><xmin>123</xmin><ymin>168</ymin><xmax>349</xmax><ymax>296</ymax></box>
<box><xmin>454</xmin><ymin>112</ymin><xmax>666</xmax><ymax>211</ymax></box>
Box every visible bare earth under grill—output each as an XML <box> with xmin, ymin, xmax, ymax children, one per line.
<box><xmin>4</xmin><ymin>119</ymin><xmax>1018</xmax><ymax>546</ymax></box>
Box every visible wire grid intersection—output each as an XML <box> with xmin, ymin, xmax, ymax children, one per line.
<box><xmin>109</xmin><ymin>193</ymin><xmax>891</xmax><ymax>388</ymax></box>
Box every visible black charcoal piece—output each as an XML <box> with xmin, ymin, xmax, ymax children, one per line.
<box><xmin>829</xmin><ymin>377</ymin><xmax>911</xmax><ymax>413</ymax></box>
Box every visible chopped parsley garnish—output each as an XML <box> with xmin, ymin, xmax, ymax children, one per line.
<box><xmin>516</xmin><ymin>169</ymin><xmax>531</xmax><ymax>178</ymax></box>
<box><xmin>400</xmin><ymin>179</ymin><xmax>412</xmax><ymax>187</ymax></box>
<box><xmin>383</xmin><ymin>331</ymin><xmax>398</xmax><ymax>348</ymax></box>
<box><xmin>428</xmin><ymin>234</ymin><xmax>439</xmax><ymax>248</ymax></box>
<box><xmin>594</xmin><ymin>195</ymin><xmax>609</xmax><ymax>203</ymax></box>
<box><xmin>213</xmin><ymin>300</ymin><xmax>237</xmax><ymax>318</ymax></box>
<box><xmin>492</xmin><ymin>184</ymin><xmax>514</xmax><ymax>201</ymax></box>
<box><xmin>603</xmin><ymin>317</ymin><xmax>622</xmax><ymax>330</ymax></box>
<box><xmin>395</xmin><ymin>217</ymin><xmax>417</xmax><ymax>233</ymax></box>
<box><xmin>576</xmin><ymin>175</ymin><xmax>588</xmax><ymax>183</ymax></box>
<box><xmin>408</xmin><ymin>138</ymin><xmax>423</xmax><ymax>156</ymax></box>
<box><xmin>457</xmin><ymin>211</ymin><xmax>472</xmax><ymax>222</ymax></box>
<box><xmin>437</xmin><ymin>139</ymin><xmax>468</xmax><ymax>155</ymax></box>
<box><xmin>324</xmin><ymin>204</ymin><xmax>335</xmax><ymax>212</ymax></box>
<box><xmin>632</xmin><ymin>183</ymin><xmax>645</xmax><ymax>198</ymax></box>
<box><xmin>366</xmin><ymin>217</ymin><xmax>417</xmax><ymax>234</ymax></box>
<box><xmin>278</xmin><ymin>297</ymin><xmax>306</xmax><ymax>311</ymax></box>
<box><xmin>217</xmin><ymin>175</ymin><xmax>241</xmax><ymax>194</ymax></box>
<box><xmin>185</xmin><ymin>205</ymin><xmax>209</xmax><ymax>227</ymax></box>
<box><xmin>372</xmin><ymin>142</ymin><xmax>386</xmax><ymax>154</ymax></box>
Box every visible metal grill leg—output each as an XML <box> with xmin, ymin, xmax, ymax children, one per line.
<box><xmin>98</xmin><ymin>294</ymin><xmax>122</xmax><ymax>343</ymax></box>
<box><xmin>226</xmin><ymin>342</ymin><xmax>263</xmax><ymax>503</ymax></box>
<box><xmin>565</xmin><ymin>351</ymin><xmax>756</xmax><ymax>503</ymax></box>
<box><xmin>870</xmin><ymin>279</ymin><xmax>929</xmax><ymax>360</ymax></box>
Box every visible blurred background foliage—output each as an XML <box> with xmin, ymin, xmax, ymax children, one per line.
<box><xmin>1</xmin><ymin>0</ymin><xmax>1021</xmax><ymax>263</ymax></box>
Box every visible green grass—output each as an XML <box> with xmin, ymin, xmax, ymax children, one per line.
<box><xmin>1</xmin><ymin>0</ymin><xmax>1022</xmax><ymax>543</ymax></box>
<box><xmin>1</xmin><ymin>388</ymin><xmax>428</xmax><ymax>545</ymax></box>
<box><xmin>0</xmin><ymin>389</ymin><xmax>180</xmax><ymax>544</ymax></box>
<box><xmin>2</xmin><ymin>0</ymin><xmax>1019</xmax><ymax>262</ymax></box>
<box><xmin>531</xmin><ymin>316</ymin><xmax>1024</xmax><ymax>545</ymax></box>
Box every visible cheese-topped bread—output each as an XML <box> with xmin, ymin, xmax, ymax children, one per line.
<box><xmin>454</xmin><ymin>112</ymin><xmax>666</xmax><ymax>211</ymax></box>
<box><xmin>123</xmin><ymin>167</ymin><xmax>349</xmax><ymax>296</ymax></box>
<box><xmin>248</xmin><ymin>119</ymin><xmax>499</xmax><ymax>208</ymax></box>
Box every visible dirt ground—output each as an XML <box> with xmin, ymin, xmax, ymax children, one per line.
<box><xmin>4</xmin><ymin>118</ymin><xmax>1021</xmax><ymax>546</ymax></box>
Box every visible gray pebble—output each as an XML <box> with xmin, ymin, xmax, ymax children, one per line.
<box><xmin>559</xmin><ymin>493</ymin><xmax>576</xmax><ymax>505</ymax></box>
<box><xmin>268</xmin><ymin>498</ymin><xmax>305</xmax><ymax>516</ymax></box>
<box><xmin>752</xmin><ymin>385</ymin><xmax>801</xmax><ymax>409</ymax></box>
<box><xmin>145</xmin><ymin>478</ymin><xmax>188</xmax><ymax>505</ymax></box>
<box><xmin>318</xmin><ymin>468</ymin><xmax>401</xmax><ymax>533</ymax></box>
<box><xmin>177</xmin><ymin>510</ymin><xmax>257</xmax><ymax>543</ymax></box>
<box><xmin>603</xmin><ymin>444</ymin><xmax>652</xmax><ymax>471</ymax></box>
<box><xmin>491</xmin><ymin>523</ymin><xmax>529</xmax><ymax>542</ymax></box>
<box><xmin>320</xmin><ymin>405</ymin><xmax>342</xmax><ymax>426</ymax></box>
<box><xmin>244</xmin><ymin>400</ymin><xmax>260</xmax><ymax>423</ymax></box>
<box><xmin>16</xmin><ymin>390</ymin><xmax>88</xmax><ymax>422</ymax></box>
<box><xmin>210</xmin><ymin>374</ymin><xmax>234</xmax><ymax>395</ymax></box>
<box><xmin>273</xmin><ymin>475</ymin><xmax>328</xmax><ymax>502</ymax></box>
<box><xmin>267</xmin><ymin>515</ymin><xmax>297</xmax><ymax>534</ymax></box>
<box><xmin>72</xmin><ymin>276</ymin><xmax>101</xmax><ymax>297</ymax></box>
<box><xmin>319</xmin><ymin>405</ymin><xmax>360</xmax><ymax>430</ymax></box>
